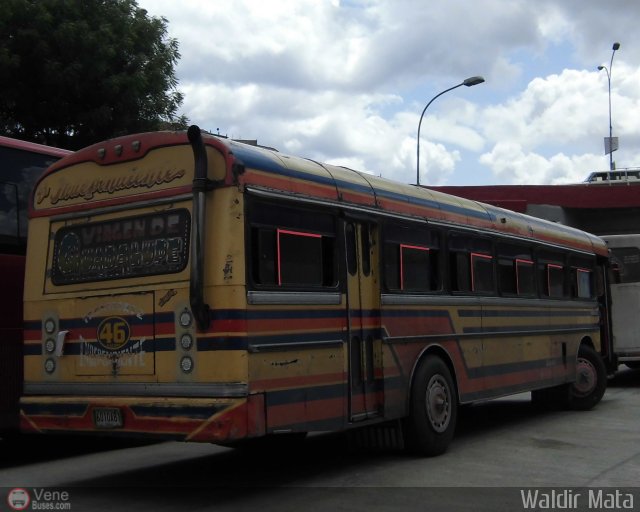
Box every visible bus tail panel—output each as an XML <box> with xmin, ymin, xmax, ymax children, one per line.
<box><xmin>20</xmin><ymin>394</ymin><xmax>266</xmax><ymax>442</ymax></box>
<box><xmin>73</xmin><ymin>293</ymin><xmax>156</xmax><ymax>377</ymax></box>
<box><xmin>28</xmin><ymin>293</ymin><xmax>158</xmax><ymax>378</ymax></box>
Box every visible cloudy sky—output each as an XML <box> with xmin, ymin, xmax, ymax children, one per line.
<box><xmin>136</xmin><ymin>0</ymin><xmax>640</xmax><ymax>186</ymax></box>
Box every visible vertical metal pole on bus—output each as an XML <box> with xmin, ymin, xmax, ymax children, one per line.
<box><xmin>188</xmin><ymin>125</ymin><xmax>211</xmax><ymax>331</ymax></box>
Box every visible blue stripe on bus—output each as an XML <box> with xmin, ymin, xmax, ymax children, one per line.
<box><xmin>26</xmin><ymin>312</ymin><xmax>176</xmax><ymax>332</ymax></box>
<box><xmin>197</xmin><ymin>337</ymin><xmax>248</xmax><ymax>351</ymax></box>
<box><xmin>155</xmin><ymin>338</ymin><xmax>176</xmax><ymax>351</ymax></box>
<box><xmin>243</xmin><ymin>309</ymin><xmax>344</xmax><ymax>320</ymax></box>
<box><xmin>466</xmin><ymin>356</ymin><xmax>565</xmax><ymax>379</ymax></box>
<box><xmin>265</xmin><ymin>382</ymin><xmax>346</xmax><ymax>407</ymax></box>
<box><xmin>24</xmin><ymin>344</ymin><xmax>42</xmax><ymax>355</ymax></box>
<box><xmin>24</xmin><ymin>320</ymin><xmax>41</xmax><ymax>331</ymax></box>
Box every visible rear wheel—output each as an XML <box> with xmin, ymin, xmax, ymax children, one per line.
<box><xmin>532</xmin><ymin>344</ymin><xmax>607</xmax><ymax>411</ymax></box>
<box><xmin>404</xmin><ymin>356</ymin><xmax>457</xmax><ymax>456</ymax></box>
<box><xmin>567</xmin><ymin>344</ymin><xmax>607</xmax><ymax>411</ymax></box>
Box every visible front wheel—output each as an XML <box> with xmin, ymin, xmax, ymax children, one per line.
<box><xmin>403</xmin><ymin>356</ymin><xmax>457</xmax><ymax>456</ymax></box>
<box><xmin>567</xmin><ymin>344</ymin><xmax>607</xmax><ymax>411</ymax></box>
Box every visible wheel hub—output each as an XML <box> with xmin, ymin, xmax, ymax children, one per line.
<box><xmin>426</xmin><ymin>374</ymin><xmax>451</xmax><ymax>433</ymax></box>
<box><xmin>573</xmin><ymin>356</ymin><xmax>597</xmax><ymax>397</ymax></box>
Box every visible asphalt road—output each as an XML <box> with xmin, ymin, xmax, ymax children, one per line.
<box><xmin>1</xmin><ymin>368</ymin><xmax>639</xmax><ymax>511</ymax></box>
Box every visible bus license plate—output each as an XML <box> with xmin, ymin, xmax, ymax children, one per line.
<box><xmin>93</xmin><ymin>407</ymin><xmax>123</xmax><ymax>429</ymax></box>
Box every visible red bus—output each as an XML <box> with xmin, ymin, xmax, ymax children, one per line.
<box><xmin>0</xmin><ymin>136</ymin><xmax>70</xmax><ymax>433</ymax></box>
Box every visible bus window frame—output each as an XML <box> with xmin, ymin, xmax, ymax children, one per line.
<box><xmin>246</xmin><ymin>198</ymin><xmax>339</xmax><ymax>292</ymax></box>
<box><xmin>382</xmin><ymin>220</ymin><xmax>443</xmax><ymax>294</ymax></box>
<box><xmin>515</xmin><ymin>258</ymin><xmax>536</xmax><ymax>296</ymax></box>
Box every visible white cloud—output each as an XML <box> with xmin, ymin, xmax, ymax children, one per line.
<box><xmin>137</xmin><ymin>0</ymin><xmax>640</xmax><ymax>186</ymax></box>
<box><xmin>479</xmin><ymin>142</ymin><xmax>603</xmax><ymax>184</ymax></box>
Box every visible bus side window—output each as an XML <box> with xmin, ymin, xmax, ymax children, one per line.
<box><xmin>471</xmin><ymin>253</ymin><xmax>494</xmax><ymax>293</ymax></box>
<box><xmin>248</xmin><ymin>200</ymin><xmax>337</xmax><ymax>289</ymax></box>
<box><xmin>450</xmin><ymin>234</ymin><xmax>494</xmax><ymax>294</ymax></box>
<box><xmin>277</xmin><ymin>229</ymin><xmax>324</xmax><ymax>286</ymax></box>
<box><xmin>252</xmin><ymin>228</ymin><xmax>276</xmax><ymax>285</ymax></box>
<box><xmin>574</xmin><ymin>268</ymin><xmax>593</xmax><ymax>299</ymax></box>
<box><xmin>538</xmin><ymin>250</ymin><xmax>567</xmax><ymax>299</ymax></box>
<box><xmin>498</xmin><ymin>243</ymin><xmax>536</xmax><ymax>297</ymax></box>
<box><xmin>516</xmin><ymin>259</ymin><xmax>535</xmax><ymax>295</ymax></box>
<box><xmin>596</xmin><ymin>266</ymin><xmax>606</xmax><ymax>297</ymax></box>
<box><xmin>384</xmin><ymin>242</ymin><xmax>400</xmax><ymax>290</ymax></box>
<box><xmin>383</xmin><ymin>222</ymin><xmax>441</xmax><ymax>293</ymax></box>
<box><xmin>361</xmin><ymin>223</ymin><xmax>372</xmax><ymax>277</ymax></box>
<box><xmin>547</xmin><ymin>264</ymin><xmax>565</xmax><ymax>298</ymax></box>
<box><xmin>401</xmin><ymin>244</ymin><xmax>431</xmax><ymax>291</ymax></box>
<box><xmin>568</xmin><ymin>255</ymin><xmax>596</xmax><ymax>300</ymax></box>
<box><xmin>252</xmin><ymin>227</ymin><xmax>334</xmax><ymax>287</ymax></box>
<box><xmin>345</xmin><ymin>223</ymin><xmax>358</xmax><ymax>276</ymax></box>
<box><xmin>450</xmin><ymin>251</ymin><xmax>471</xmax><ymax>292</ymax></box>
<box><xmin>498</xmin><ymin>253</ymin><xmax>517</xmax><ymax>294</ymax></box>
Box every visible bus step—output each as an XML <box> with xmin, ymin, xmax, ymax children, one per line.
<box><xmin>347</xmin><ymin>420</ymin><xmax>404</xmax><ymax>453</ymax></box>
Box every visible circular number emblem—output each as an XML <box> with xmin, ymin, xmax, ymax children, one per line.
<box><xmin>97</xmin><ymin>317</ymin><xmax>131</xmax><ymax>351</ymax></box>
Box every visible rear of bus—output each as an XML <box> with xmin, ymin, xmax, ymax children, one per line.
<box><xmin>20</xmin><ymin>128</ymin><xmax>263</xmax><ymax>442</ymax></box>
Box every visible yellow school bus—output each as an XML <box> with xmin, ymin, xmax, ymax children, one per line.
<box><xmin>20</xmin><ymin>126</ymin><xmax>610</xmax><ymax>455</ymax></box>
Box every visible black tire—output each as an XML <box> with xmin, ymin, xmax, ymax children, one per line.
<box><xmin>404</xmin><ymin>356</ymin><xmax>457</xmax><ymax>456</ymax></box>
<box><xmin>567</xmin><ymin>344</ymin><xmax>607</xmax><ymax>411</ymax></box>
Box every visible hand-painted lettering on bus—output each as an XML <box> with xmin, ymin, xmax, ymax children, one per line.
<box><xmin>36</xmin><ymin>167</ymin><xmax>186</xmax><ymax>206</ymax></box>
<box><xmin>51</xmin><ymin>209</ymin><xmax>190</xmax><ymax>284</ymax></box>
<box><xmin>79</xmin><ymin>336</ymin><xmax>147</xmax><ymax>369</ymax></box>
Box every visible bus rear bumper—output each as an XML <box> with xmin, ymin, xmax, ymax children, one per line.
<box><xmin>19</xmin><ymin>394</ymin><xmax>266</xmax><ymax>443</ymax></box>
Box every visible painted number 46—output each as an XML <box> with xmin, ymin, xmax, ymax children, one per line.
<box><xmin>97</xmin><ymin>317</ymin><xmax>130</xmax><ymax>350</ymax></box>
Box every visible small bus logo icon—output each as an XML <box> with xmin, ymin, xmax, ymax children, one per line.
<box><xmin>7</xmin><ymin>488</ymin><xmax>30</xmax><ymax>510</ymax></box>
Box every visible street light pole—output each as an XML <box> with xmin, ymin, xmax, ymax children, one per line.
<box><xmin>416</xmin><ymin>76</ymin><xmax>485</xmax><ymax>186</ymax></box>
<box><xmin>598</xmin><ymin>41</ymin><xmax>620</xmax><ymax>172</ymax></box>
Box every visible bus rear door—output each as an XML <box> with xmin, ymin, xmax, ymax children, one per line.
<box><xmin>344</xmin><ymin>220</ymin><xmax>383</xmax><ymax>422</ymax></box>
